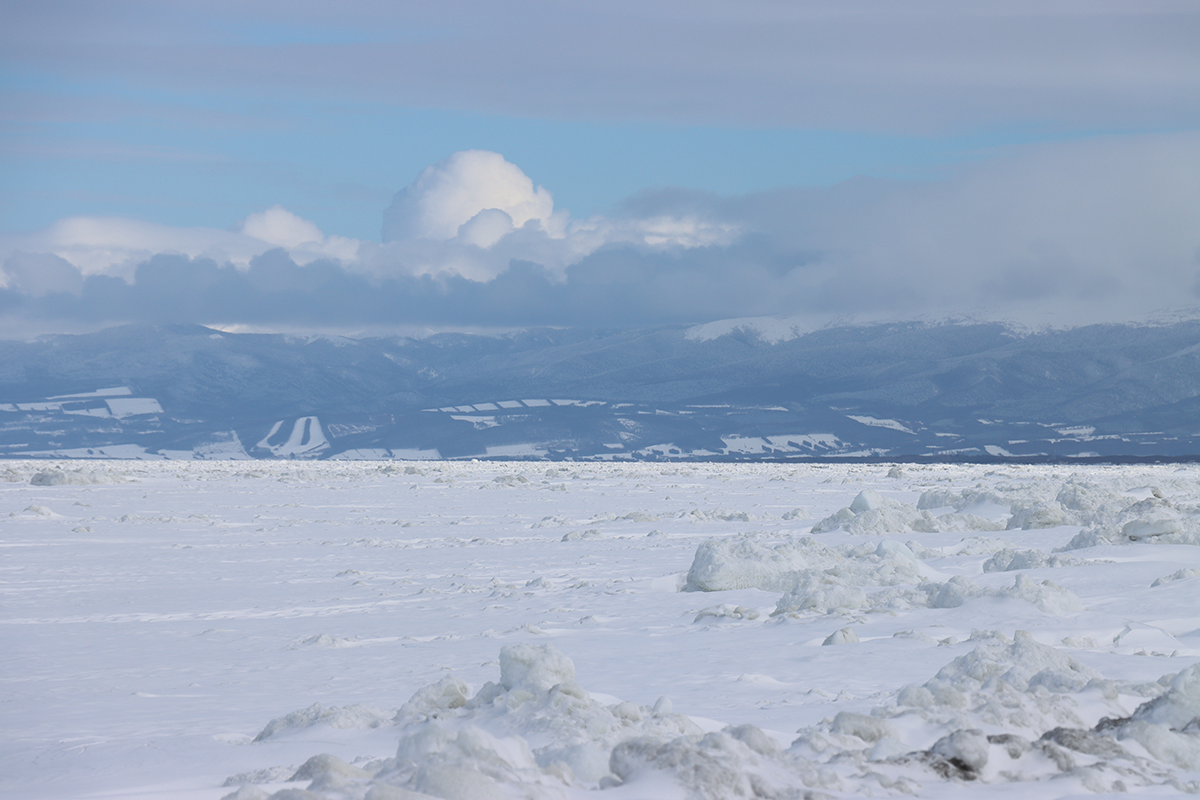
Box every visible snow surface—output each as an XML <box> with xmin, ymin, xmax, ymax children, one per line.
<box><xmin>104</xmin><ymin>397</ymin><xmax>165</xmax><ymax>418</ymax></box>
<box><xmin>0</xmin><ymin>387</ymin><xmax>163</xmax><ymax>421</ymax></box>
<box><xmin>1</xmin><ymin>460</ymin><xmax>1198</xmax><ymax>799</ymax></box>
<box><xmin>255</xmin><ymin>417</ymin><xmax>331</xmax><ymax>457</ymax></box>
<box><xmin>46</xmin><ymin>387</ymin><xmax>134</xmax><ymax>400</ymax></box>
<box><xmin>847</xmin><ymin>415</ymin><xmax>917</xmax><ymax>435</ymax></box>
<box><xmin>683</xmin><ymin>316</ymin><xmax>812</xmax><ymax>345</ymax></box>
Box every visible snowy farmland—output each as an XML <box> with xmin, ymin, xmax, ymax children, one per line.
<box><xmin>2</xmin><ymin>460</ymin><xmax>1199</xmax><ymax>799</ymax></box>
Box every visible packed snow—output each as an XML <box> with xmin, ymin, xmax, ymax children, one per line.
<box><xmin>255</xmin><ymin>417</ymin><xmax>331</xmax><ymax>457</ymax></box>
<box><xmin>0</xmin><ymin>386</ymin><xmax>163</xmax><ymax>420</ymax></box>
<box><xmin>1</xmin><ymin>460</ymin><xmax>1198</xmax><ymax>799</ymax></box>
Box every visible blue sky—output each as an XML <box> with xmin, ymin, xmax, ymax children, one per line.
<box><xmin>2</xmin><ymin>1</ymin><xmax>1198</xmax><ymax>334</ymax></box>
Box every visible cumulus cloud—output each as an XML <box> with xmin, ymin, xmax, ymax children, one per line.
<box><xmin>0</xmin><ymin>149</ymin><xmax>737</xmax><ymax>298</ymax></box>
<box><xmin>382</xmin><ymin>150</ymin><xmax>560</xmax><ymax>243</ymax></box>
<box><xmin>2</xmin><ymin>136</ymin><xmax>1199</xmax><ymax>334</ymax></box>
<box><xmin>365</xmin><ymin>150</ymin><xmax>736</xmax><ymax>283</ymax></box>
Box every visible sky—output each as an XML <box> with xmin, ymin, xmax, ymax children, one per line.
<box><xmin>1</xmin><ymin>1</ymin><xmax>1199</xmax><ymax>337</ymax></box>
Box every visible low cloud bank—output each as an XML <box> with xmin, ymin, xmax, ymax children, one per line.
<box><xmin>3</xmin><ymin>135</ymin><xmax>1199</xmax><ymax>334</ymax></box>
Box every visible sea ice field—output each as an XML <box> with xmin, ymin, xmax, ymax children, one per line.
<box><xmin>2</xmin><ymin>459</ymin><xmax>1199</xmax><ymax>799</ymax></box>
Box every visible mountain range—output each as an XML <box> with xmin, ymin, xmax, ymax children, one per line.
<box><xmin>3</xmin><ymin>319</ymin><xmax>1200</xmax><ymax>461</ymax></box>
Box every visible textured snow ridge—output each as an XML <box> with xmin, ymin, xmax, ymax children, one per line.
<box><xmin>685</xmin><ymin>533</ymin><xmax>1084</xmax><ymax>617</ymax></box>
<box><xmin>685</xmin><ymin>534</ymin><xmax>935</xmax><ymax>594</ymax></box>
<box><xmin>225</xmin><ymin>640</ymin><xmax>1200</xmax><ymax>799</ymax></box>
<box><xmin>812</xmin><ymin>489</ymin><xmax>1003</xmax><ymax>536</ymax></box>
<box><xmin>227</xmin><ymin>643</ymin><xmax>707</xmax><ymax>798</ymax></box>
<box><xmin>1062</xmin><ymin>494</ymin><xmax>1200</xmax><ymax>549</ymax></box>
<box><xmin>253</xmin><ymin>703</ymin><xmax>395</xmax><ymax>742</ymax></box>
<box><xmin>29</xmin><ymin>467</ymin><xmax>126</xmax><ymax>485</ymax></box>
<box><xmin>815</xmin><ymin>479</ymin><xmax>1200</xmax><ymax>550</ymax></box>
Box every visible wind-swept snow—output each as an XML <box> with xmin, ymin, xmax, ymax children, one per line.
<box><xmin>1</xmin><ymin>460</ymin><xmax>1198</xmax><ymax>799</ymax></box>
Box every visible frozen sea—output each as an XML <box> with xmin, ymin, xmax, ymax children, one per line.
<box><xmin>1</xmin><ymin>459</ymin><xmax>1198</xmax><ymax>799</ymax></box>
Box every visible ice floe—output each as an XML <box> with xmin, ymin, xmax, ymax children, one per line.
<box><xmin>4</xmin><ymin>459</ymin><xmax>1199</xmax><ymax>800</ymax></box>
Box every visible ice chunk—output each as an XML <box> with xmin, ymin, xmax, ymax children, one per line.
<box><xmin>290</xmin><ymin>753</ymin><xmax>371</xmax><ymax>782</ymax></box>
<box><xmin>1006</xmin><ymin>501</ymin><xmax>1071</xmax><ymax>530</ymax></box>
<box><xmin>926</xmin><ymin>631</ymin><xmax>1100</xmax><ymax>698</ymax></box>
<box><xmin>813</xmin><ymin>490</ymin><xmax>917</xmax><ymax>535</ymax></box>
<box><xmin>287</xmin><ymin>633</ymin><xmax>355</xmax><ymax>649</ymax></box>
<box><xmin>849</xmin><ymin>489</ymin><xmax>886</xmax><ymax>513</ymax></box>
<box><xmin>997</xmin><ymin>574</ymin><xmax>1084</xmax><ymax>615</ymax></box>
<box><xmin>369</xmin><ymin>646</ymin><xmax>707</xmax><ymax>795</ymax></box>
<box><xmin>1062</xmin><ymin>495</ymin><xmax>1200</xmax><ymax>549</ymax></box>
<box><xmin>235</xmin><ymin>632</ymin><xmax>1200</xmax><ymax>800</ymax></box>
<box><xmin>253</xmin><ymin>702</ymin><xmax>393</xmax><ymax>741</ymax></box>
<box><xmin>951</xmin><ymin>536</ymin><xmax>1006</xmax><ymax>555</ymax></box>
<box><xmin>930</xmin><ymin>728</ymin><xmax>989</xmax><ymax>774</ymax></box>
<box><xmin>689</xmin><ymin>533</ymin><xmax>933</xmax><ymax>598</ymax></box>
<box><xmin>415</xmin><ymin>764</ymin><xmax>508</xmax><ymax>799</ymax></box>
<box><xmin>693</xmin><ymin>604</ymin><xmax>761</xmax><ymax>623</ymax></box>
<box><xmin>399</xmin><ymin>675</ymin><xmax>471</xmax><ymax>719</ymax></box>
<box><xmin>917</xmin><ymin>486</ymin><xmax>1018</xmax><ymax>512</ymax></box>
<box><xmin>911</xmin><ymin>511</ymin><xmax>1005</xmax><ymax>533</ymax></box>
<box><xmin>362</xmin><ymin>783</ymin><xmax>441</xmax><ymax>799</ymax></box>
<box><xmin>396</xmin><ymin>723</ymin><xmax>536</xmax><ymax>798</ymax></box>
<box><xmin>774</xmin><ymin>575</ymin><xmax>867</xmax><ymax>616</ymax></box>
<box><xmin>536</xmin><ymin>741</ymin><xmax>612</xmax><ymax>782</ymax></box>
<box><xmin>1124</xmin><ymin>517</ymin><xmax>1184</xmax><ymax>540</ymax></box>
<box><xmin>1131</xmin><ymin>662</ymin><xmax>1200</xmax><ymax>731</ymax></box>
<box><xmin>220</xmin><ymin>785</ymin><xmax>270</xmax><ymax>800</ymax></box>
<box><xmin>831</xmin><ymin>712</ymin><xmax>894</xmax><ymax>743</ymax></box>
<box><xmin>815</xmin><ymin>490</ymin><xmax>1001</xmax><ymax>536</ymax></box>
<box><xmin>498</xmin><ymin>643</ymin><xmax>576</xmax><ymax>693</ymax></box>
<box><xmin>982</xmin><ymin>548</ymin><xmax>1087</xmax><ymax>572</ymax></box>
<box><xmin>609</xmin><ymin>730</ymin><xmax>807</xmax><ymax>799</ymax></box>
<box><xmin>685</xmin><ymin>535</ymin><xmax>814</xmax><ymax>592</ymax></box>
<box><xmin>1151</xmin><ymin>567</ymin><xmax>1200</xmax><ymax>587</ymax></box>
<box><xmin>822</xmin><ymin>627</ymin><xmax>859</xmax><ymax>645</ymax></box>
<box><xmin>1116</xmin><ymin>719</ymin><xmax>1200</xmax><ymax>771</ymax></box>
<box><xmin>1055</xmin><ymin>480</ymin><xmax>1127</xmax><ymax>525</ymax></box>
<box><xmin>30</xmin><ymin>469</ymin><xmax>122</xmax><ymax>485</ymax></box>
<box><xmin>221</xmin><ymin>766</ymin><xmax>295</xmax><ymax>788</ymax></box>
<box><xmin>931</xmin><ymin>576</ymin><xmax>983</xmax><ymax>608</ymax></box>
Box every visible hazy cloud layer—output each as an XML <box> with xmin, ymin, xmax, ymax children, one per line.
<box><xmin>2</xmin><ymin>134</ymin><xmax>1198</xmax><ymax>335</ymax></box>
<box><xmin>6</xmin><ymin>2</ymin><xmax>1198</xmax><ymax>135</ymax></box>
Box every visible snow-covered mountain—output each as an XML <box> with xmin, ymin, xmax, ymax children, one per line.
<box><xmin>3</xmin><ymin>320</ymin><xmax>1200</xmax><ymax>460</ymax></box>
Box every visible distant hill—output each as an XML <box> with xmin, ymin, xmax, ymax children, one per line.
<box><xmin>3</xmin><ymin>320</ymin><xmax>1200</xmax><ymax>461</ymax></box>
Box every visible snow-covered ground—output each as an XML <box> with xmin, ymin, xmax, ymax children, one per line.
<box><xmin>1</xmin><ymin>460</ymin><xmax>1198</xmax><ymax>799</ymax></box>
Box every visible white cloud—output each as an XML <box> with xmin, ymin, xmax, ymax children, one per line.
<box><xmin>4</xmin><ymin>137</ymin><xmax>1198</xmax><ymax>331</ymax></box>
<box><xmin>7</xmin><ymin>216</ymin><xmax>262</xmax><ymax>280</ymax></box>
<box><xmin>0</xmin><ymin>208</ymin><xmax>362</xmax><ymax>282</ymax></box>
<box><xmin>458</xmin><ymin>208</ymin><xmax>515</xmax><ymax>249</ymax></box>
<box><xmin>238</xmin><ymin>205</ymin><xmax>324</xmax><ymax>248</ymax></box>
<box><xmin>765</xmin><ymin>130</ymin><xmax>1200</xmax><ymax>325</ymax></box>
<box><xmin>0</xmin><ymin>151</ymin><xmax>735</xmax><ymax>292</ymax></box>
<box><xmin>382</xmin><ymin>150</ymin><xmax>559</xmax><ymax>243</ymax></box>
<box><xmin>369</xmin><ymin>150</ymin><xmax>737</xmax><ymax>282</ymax></box>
